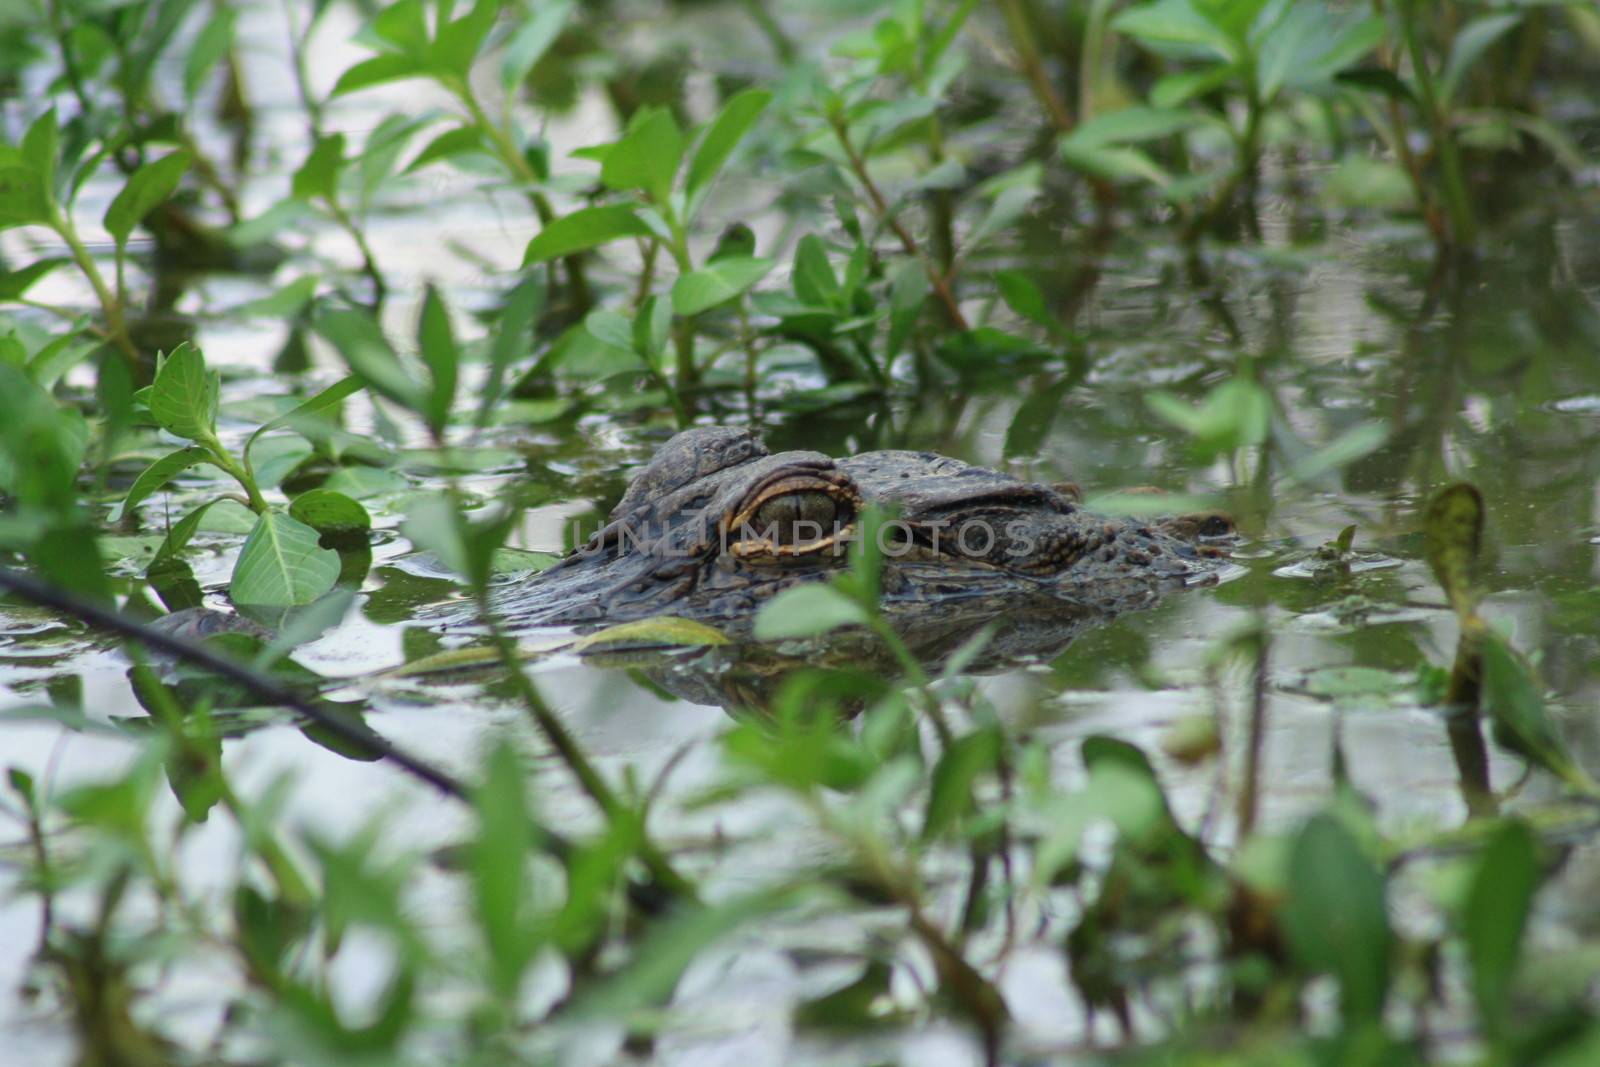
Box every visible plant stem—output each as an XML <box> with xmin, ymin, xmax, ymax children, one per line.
<box><xmin>478</xmin><ymin>611</ymin><xmax>697</xmax><ymax>904</ymax></box>
<box><xmin>205</xmin><ymin>434</ymin><xmax>269</xmax><ymax>513</ymax></box>
<box><xmin>998</xmin><ymin>0</ymin><xmax>1074</xmax><ymax>132</ymax></box>
<box><xmin>454</xmin><ymin>79</ymin><xmax>592</xmax><ymax>311</ymax></box>
<box><xmin>51</xmin><ymin>210</ymin><xmax>139</xmax><ymax>370</ymax></box>
<box><xmin>829</xmin><ymin>116</ymin><xmax>970</xmax><ymax>331</ymax></box>
<box><xmin>1401</xmin><ymin>0</ymin><xmax>1476</xmax><ymax>247</ymax></box>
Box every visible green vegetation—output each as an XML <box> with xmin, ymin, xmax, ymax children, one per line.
<box><xmin>2</xmin><ymin>1</ymin><xmax>1599</xmax><ymax>1064</ymax></box>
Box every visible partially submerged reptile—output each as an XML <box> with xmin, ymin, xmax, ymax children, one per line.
<box><xmin>494</xmin><ymin>426</ymin><xmax>1233</xmax><ymax>630</ymax></box>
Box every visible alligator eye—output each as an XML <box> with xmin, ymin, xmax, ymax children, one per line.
<box><xmin>751</xmin><ymin>491</ymin><xmax>840</xmax><ymax>544</ymax></box>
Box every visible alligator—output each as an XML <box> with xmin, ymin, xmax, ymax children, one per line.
<box><xmin>490</xmin><ymin>425</ymin><xmax>1234</xmax><ymax>632</ymax></box>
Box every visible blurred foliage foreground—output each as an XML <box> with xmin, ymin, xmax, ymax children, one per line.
<box><xmin>2</xmin><ymin>0</ymin><xmax>1600</xmax><ymax>1064</ymax></box>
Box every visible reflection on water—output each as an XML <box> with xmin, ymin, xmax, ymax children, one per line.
<box><xmin>2</xmin><ymin>5</ymin><xmax>1600</xmax><ymax>1054</ymax></box>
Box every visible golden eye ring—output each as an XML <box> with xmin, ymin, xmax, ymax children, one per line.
<box><xmin>724</xmin><ymin>474</ymin><xmax>860</xmax><ymax>559</ymax></box>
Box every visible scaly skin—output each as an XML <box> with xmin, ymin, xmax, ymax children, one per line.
<box><xmin>493</xmin><ymin>426</ymin><xmax>1233</xmax><ymax>629</ymax></box>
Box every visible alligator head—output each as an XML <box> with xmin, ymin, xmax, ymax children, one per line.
<box><xmin>489</xmin><ymin>426</ymin><xmax>1233</xmax><ymax>630</ymax></box>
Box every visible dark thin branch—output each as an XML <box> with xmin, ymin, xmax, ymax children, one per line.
<box><xmin>0</xmin><ymin>564</ymin><xmax>682</xmax><ymax>916</ymax></box>
<box><xmin>0</xmin><ymin>564</ymin><xmax>466</xmax><ymax>797</ymax></box>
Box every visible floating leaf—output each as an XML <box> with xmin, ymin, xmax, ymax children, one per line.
<box><xmin>573</xmin><ymin>616</ymin><xmax>730</xmax><ymax>652</ymax></box>
<box><xmin>230</xmin><ymin>511</ymin><xmax>341</xmax><ymax>607</ymax></box>
<box><xmin>288</xmin><ymin>489</ymin><xmax>371</xmax><ymax>539</ymax></box>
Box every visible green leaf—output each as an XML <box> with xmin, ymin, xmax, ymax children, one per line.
<box><xmin>292</xmin><ymin>134</ymin><xmax>346</xmax><ymax>202</ymax></box>
<box><xmin>996</xmin><ymin>270</ymin><xmax>1059</xmax><ymax>334</ymax></box>
<box><xmin>0</xmin><ymin>257</ymin><xmax>69</xmax><ymax>300</ymax></box>
<box><xmin>584</xmin><ymin>309</ymin><xmax>638</xmax><ymax>356</ymax></box>
<box><xmin>469</xmin><ymin>740</ymin><xmax>540</xmax><ymax>995</ymax></box>
<box><xmin>923</xmin><ymin>726</ymin><xmax>1002</xmax><ymax>840</ymax></box>
<box><xmin>429</xmin><ymin>0</ymin><xmax>497</xmax><ymax>78</ymax></box>
<box><xmin>1145</xmin><ymin>376</ymin><xmax>1269</xmax><ymax>458</ymax></box>
<box><xmin>521</xmin><ymin>205</ymin><xmax>651</xmax><ymax>266</ymax></box>
<box><xmin>500</xmin><ymin>0</ymin><xmax>573</xmax><ymax>90</ymax></box>
<box><xmin>313</xmin><ymin>308</ymin><xmax>425</xmax><ymax>413</ymax></box>
<box><xmin>244</xmin><ymin>375</ymin><xmax>362</xmax><ymax>468</ymax></box>
<box><xmin>149</xmin><ymin>343</ymin><xmax>219</xmax><ymax>441</ymax></box>
<box><xmin>685</xmin><ymin>88</ymin><xmax>773</xmax><ymax>205</ymax></box>
<box><xmin>1066</xmin><ymin>106</ymin><xmax>1204</xmax><ymax>148</ymax></box>
<box><xmin>1422</xmin><ymin>483</ymin><xmax>1483</xmax><ymax>618</ymax></box>
<box><xmin>417</xmin><ymin>285</ymin><xmax>458</xmax><ymax>434</ymax></box>
<box><xmin>1059</xmin><ymin>142</ymin><xmax>1170</xmax><ymax>187</ymax></box>
<box><xmin>230</xmin><ymin>511</ymin><xmax>341</xmax><ymax>607</ymax></box>
<box><xmin>1463</xmin><ymin>819</ymin><xmax>1538</xmax><ymax>1041</ymax></box>
<box><xmin>600</xmin><ymin>107</ymin><xmax>684</xmax><ymax>204</ymax></box>
<box><xmin>1256</xmin><ymin>10</ymin><xmax>1384</xmax><ymax>99</ymax></box>
<box><xmin>371</xmin><ymin>0</ymin><xmax>428</xmax><ymax>55</ymax></box>
<box><xmin>403</xmin><ymin>125</ymin><xmax>488</xmax><ymax>173</ymax></box>
<box><xmin>288</xmin><ymin>489</ymin><xmax>371</xmax><ymax>538</ymax></box>
<box><xmin>572</xmin><ymin>616</ymin><xmax>730</xmax><ymax>652</ymax></box>
<box><xmin>1281</xmin><ymin>812</ymin><xmax>1391</xmax><ymax>1023</ymax></box>
<box><xmin>753</xmin><ymin>584</ymin><xmax>867</xmax><ymax>641</ymax></box>
<box><xmin>20</xmin><ymin>110</ymin><xmax>58</xmax><ymax>195</ymax></box>
<box><xmin>0</xmin><ymin>166</ymin><xmax>51</xmax><ymax>230</ymax></box>
<box><xmin>1111</xmin><ymin>0</ymin><xmax>1239</xmax><ymax>62</ymax></box>
<box><xmin>634</xmin><ymin>294</ymin><xmax>672</xmax><ymax>368</ymax></box>
<box><xmin>104</xmin><ymin>151</ymin><xmax>191</xmax><ymax>247</ymax></box>
<box><xmin>1441</xmin><ymin>14</ymin><xmax>1523</xmax><ymax>106</ymax></box>
<box><xmin>151</xmin><ymin>499</ymin><xmax>220</xmax><ymax>564</ymax></box>
<box><xmin>401</xmin><ymin>494</ymin><xmax>517</xmax><ymax>593</ymax></box>
<box><xmin>111</xmin><ymin>446</ymin><xmax>211</xmax><ymax>522</ymax></box>
<box><xmin>671</xmin><ymin>256</ymin><xmax>773</xmax><ymax>315</ymax></box>
<box><xmin>1481</xmin><ymin>632</ymin><xmax>1592</xmax><ymax>792</ymax></box>
<box><xmin>886</xmin><ymin>258</ymin><xmax>927</xmax><ymax>359</ymax></box>
<box><xmin>792</xmin><ymin>235</ymin><xmax>840</xmax><ymax>308</ymax></box>
<box><xmin>474</xmin><ymin>276</ymin><xmax>544</xmax><ymax>428</ymax></box>
<box><xmin>184</xmin><ymin>6</ymin><xmax>236</xmax><ymax>99</ymax></box>
<box><xmin>331</xmin><ymin>53</ymin><xmax>422</xmax><ymax>97</ymax></box>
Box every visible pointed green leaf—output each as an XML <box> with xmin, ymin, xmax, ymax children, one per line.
<box><xmin>331</xmin><ymin>54</ymin><xmax>422</xmax><ymax>97</ymax></box>
<box><xmin>292</xmin><ymin>134</ymin><xmax>346</xmax><ymax>202</ymax></box>
<box><xmin>1463</xmin><ymin>818</ymin><xmax>1538</xmax><ymax>1040</ymax></box>
<box><xmin>686</xmin><ymin>88</ymin><xmax>772</xmax><ymax>204</ymax></box>
<box><xmin>522</xmin><ymin>205</ymin><xmax>651</xmax><ymax>266</ymax></box>
<box><xmin>149</xmin><ymin>343</ymin><xmax>219</xmax><ymax>441</ymax></box>
<box><xmin>600</xmin><ymin>108</ymin><xmax>684</xmax><ymax>204</ymax></box>
<box><xmin>753</xmin><ymin>584</ymin><xmax>866</xmax><ymax>640</ymax></box>
<box><xmin>671</xmin><ymin>256</ymin><xmax>773</xmax><ymax>315</ymax></box>
<box><xmin>417</xmin><ymin>285</ymin><xmax>458</xmax><ymax>434</ymax></box>
<box><xmin>500</xmin><ymin>0</ymin><xmax>574</xmax><ymax>90</ymax></box>
<box><xmin>1441</xmin><ymin>14</ymin><xmax>1523</xmax><ymax>105</ymax></box>
<box><xmin>105</xmin><ymin>151</ymin><xmax>192</xmax><ymax>246</ymax></box>
<box><xmin>184</xmin><ymin>7</ymin><xmax>237</xmax><ymax>99</ymax></box>
<box><xmin>313</xmin><ymin>309</ymin><xmax>425</xmax><ymax>413</ymax></box>
<box><xmin>0</xmin><ymin>166</ymin><xmax>51</xmax><ymax>230</ymax></box>
<box><xmin>1281</xmin><ymin>813</ymin><xmax>1392</xmax><ymax>1023</ymax></box>
<box><xmin>111</xmin><ymin>446</ymin><xmax>211</xmax><ymax>522</ymax></box>
<box><xmin>244</xmin><ymin>375</ymin><xmax>363</xmax><ymax>467</ymax></box>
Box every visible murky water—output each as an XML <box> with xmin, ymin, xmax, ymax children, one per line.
<box><xmin>3</xmin><ymin>3</ymin><xmax>1600</xmax><ymax>1061</ymax></box>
